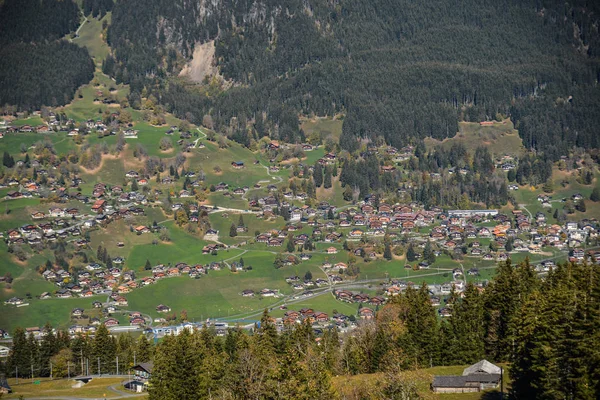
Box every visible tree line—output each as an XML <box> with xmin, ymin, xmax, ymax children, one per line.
<box><xmin>3</xmin><ymin>259</ymin><xmax>599</xmax><ymax>399</ymax></box>
<box><xmin>5</xmin><ymin>324</ymin><xmax>152</xmax><ymax>378</ymax></box>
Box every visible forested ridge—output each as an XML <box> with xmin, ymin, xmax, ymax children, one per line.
<box><xmin>4</xmin><ymin>260</ymin><xmax>600</xmax><ymax>399</ymax></box>
<box><xmin>105</xmin><ymin>0</ymin><xmax>600</xmax><ymax>158</ymax></box>
<box><xmin>0</xmin><ymin>0</ymin><xmax>94</xmax><ymax>111</ymax></box>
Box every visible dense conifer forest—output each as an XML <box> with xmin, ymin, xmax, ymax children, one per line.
<box><xmin>106</xmin><ymin>0</ymin><xmax>600</xmax><ymax>158</ymax></box>
<box><xmin>0</xmin><ymin>0</ymin><xmax>94</xmax><ymax>111</ymax></box>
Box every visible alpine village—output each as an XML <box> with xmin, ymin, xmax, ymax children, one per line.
<box><xmin>0</xmin><ymin>0</ymin><xmax>600</xmax><ymax>399</ymax></box>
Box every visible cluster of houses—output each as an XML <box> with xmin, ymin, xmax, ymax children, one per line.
<box><xmin>334</xmin><ymin>290</ymin><xmax>386</xmax><ymax>307</ymax></box>
<box><xmin>34</xmin><ymin>260</ymin><xmax>230</xmax><ymax>303</ymax></box>
<box><xmin>39</xmin><ymin>263</ymin><xmax>135</xmax><ymax>299</ymax></box>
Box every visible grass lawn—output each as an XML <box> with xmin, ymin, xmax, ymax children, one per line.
<box><xmin>6</xmin><ymin>377</ymin><xmax>133</xmax><ymax>399</ymax></box>
<box><xmin>126</xmin><ymin>248</ymin><xmax>330</xmax><ymax>322</ymax></box>
<box><xmin>73</xmin><ymin>13</ymin><xmax>112</xmax><ymax>63</ymax></box>
<box><xmin>332</xmin><ymin>364</ymin><xmax>508</xmax><ymax>400</ymax></box>
<box><xmin>0</xmin><ymin>131</ymin><xmax>76</xmax><ymax>157</ymax></box>
<box><xmin>300</xmin><ymin>116</ymin><xmax>343</xmax><ymax>143</ymax></box>
<box><xmin>425</xmin><ymin>119</ymin><xmax>524</xmax><ymax>158</ymax></box>
<box><xmin>10</xmin><ymin>116</ymin><xmax>45</xmax><ymax>127</ymax></box>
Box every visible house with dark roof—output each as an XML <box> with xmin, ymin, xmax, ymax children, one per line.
<box><xmin>432</xmin><ymin>360</ymin><xmax>502</xmax><ymax>393</ymax></box>
<box><xmin>125</xmin><ymin>362</ymin><xmax>154</xmax><ymax>392</ymax></box>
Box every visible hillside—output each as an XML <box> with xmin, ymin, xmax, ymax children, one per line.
<box><xmin>106</xmin><ymin>0</ymin><xmax>600</xmax><ymax>157</ymax></box>
<box><xmin>0</xmin><ymin>0</ymin><xmax>94</xmax><ymax>111</ymax></box>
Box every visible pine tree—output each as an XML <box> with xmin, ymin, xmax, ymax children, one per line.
<box><xmin>135</xmin><ymin>334</ymin><xmax>152</xmax><ymax>363</ymax></box>
<box><xmin>9</xmin><ymin>327</ymin><xmax>30</xmax><ymax>378</ymax></box>
<box><xmin>324</xmin><ymin>166</ymin><xmax>332</xmax><ymax>189</ymax></box>
<box><xmin>423</xmin><ymin>242</ymin><xmax>436</xmax><ymax>264</ymax></box>
<box><xmin>406</xmin><ymin>244</ymin><xmax>417</xmax><ymax>262</ymax></box>
<box><xmin>591</xmin><ymin>187</ymin><xmax>600</xmax><ymax>202</ymax></box>
<box><xmin>383</xmin><ymin>243</ymin><xmax>392</xmax><ymax>260</ymax></box>
<box><xmin>286</xmin><ymin>234</ymin><xmax>295</xmax><ymax>253</ymax></box>
<box><xmin>238</xmin><ymin>214</ymin><xmax>245</xmax><ymax>227</ymax></box>
<box><xmin>39</xmin><ymin>322</ymin><xmax>57</xmax><ymax>376</ymax></box>
<box><xmin>2</xmin><ymin>151</ymin><xmax>15</xmax><ymax>168</ymax></box>
<box><xmin>313</xmin><ymin>162</ymin><xmax>323</xmax><ymax>187</ymax></box>
<box><xmin>92</xmin><ymin>324</ymin><xmax>116</xmax><ymax>374</ymax></box>
<box><xmin>229</xmin><ymin>223</ymin><xmax>237</xmax><ymax>237</ymax></box>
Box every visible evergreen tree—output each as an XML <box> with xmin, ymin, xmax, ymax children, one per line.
<box><xmin>286</xmin><ymin>234</ymin><xmax>295</xmax><ymax>253</ymax></box>
<box><xmin>406</xmin><ymin>244</ymin><xmax>417</xmax><ymax>262</ymax></box>
<box><xmin>135</xmin><ymin>334</ymin><xmax>152</xmax><ymax>363</ymax></box>
<box><xmin>423</xmin><ymin>242</ymin><xmax>436</xmax><ymax>264</ymax></box>
<box><xmin>8</xmin><ymin>327</ymin><xmax>30</xmax><ymax>378</ymax></box>
<box><xmin>92</xmin><ymin>324</ymin><xmax>116</xmax><ymax>374</ymax></box>
<box><xmin>383</xmin><ymin>243</ymin><xmax>392</xmax><ymax>260</ymax></box>
<box><xmin>39</xmin><ymin>322</ymin><xmax>58</xmax><ymax>377</ymax></box>
<box><xmin>229</xmin><ymin>223</ymin><xmax>237</xmax><ymax>237</ymax></box>
<box><xmin>313</xmin><ymin>162</ymin><xmax>323</xmax><ymax>187</ymax></box>
<box><xmin>591</xmin><ymin>187</ymin><xmax>600</xmax><ymax>202</ymax></box>
<box><xmin>324</xmin><ymin>166</ymin><xmax>332</xmax><ymax>189</ymax></box>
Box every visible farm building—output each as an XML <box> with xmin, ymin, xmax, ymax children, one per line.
<box><xmin>431</xmin><ymin>360</ymin><xmax>502</xmax><ymax>393</ymax></box>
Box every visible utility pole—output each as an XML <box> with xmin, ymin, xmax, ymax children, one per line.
<box><xmin>86</xmin><ymin>358</ymin><xmax>89</xmax><ymax>376</ymax></box>
<box><xmin>98</xmin><ymin>357</ymin><xmax>100</xmax><ymax>376</ymax></box>
<box><xmin>68</xmin><ymin>362</ymin><xmax>71</xmax><ymax>379</ymax></box>
<box><xmin>31</xmin><ymin>364</ymin><xmax>34</xmax><ymax>383</ymax></box>
<box><xmin>81</xmin><ymin>349</ymin><xmax>84</xmax><ymax>376</ymax></box>
<box><xmin>15</xmin><ymin>366</ymin><xmax>18</xmax><ymax>384</ymax></box>
<box><xmin>50</xmin><ymin>362</ymin><xmax>53</xmax><ymax>380</ymax></box>
<box><xmin>133</xmin><ymin>351</ymin><xmax>136</xmax><ymax>366</ymax></box>
<box><xmin>116</xmin><ymin>356</ymin><xmax>119</xmax><ymax>375</ymax></box>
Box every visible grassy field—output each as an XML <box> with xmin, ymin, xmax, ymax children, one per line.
<box><xmin>425</xmin><ymin>119</ymin><xmax>524</xmax><ymax>158</ymax></box>
<box><xmin>300</xmin><ymin>116</ymin><xmax>344</xmax><ymax>143</ymax></box>
<box><xmin>510</xmin><ymin>168</ymin><xmax>600</xmax><ymax>221</ymax></box>
<box><xmin>6</xmin><ymin>376</ymin><xmax>134</xmax><ymax>399</ymax></box>
<box><xmin>332</xmin><ymin>364</ymin><xmax>508</xmax><ymax>400</ymax></box>
<box><xmin>126</xmin><ymin>249</ymin><xmax>328</xmax><ymax>322</ymax></box>
<box><xmin>0</xmin><ymin>131</ymin><xmax>76</xmax><ymax>157</ymax></box>
<box><xmin>73</xmin><ymin>13</ymin><xmax>112</xmax><ymax>63</ymax></box>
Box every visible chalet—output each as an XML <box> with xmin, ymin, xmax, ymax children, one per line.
<box><xmin>156</xmin><ymin>304</ymin><xmax>171</xmax><ymax>313</ymax></box>
<box><xmin>71</xmin><ymin>308</ymin><xmax>85</xmax><ymax>317</ymax></box>
<box><xmin>126</xmin><ymin>362</ymin><xmax>153</xmax><ymax>392</ymax></box>
<box><xmin>231</xmin><ymin>161</ymin><xmax>245</xmax><ymax>169</ymax></box>
<box><xmin>104</xmin><ymin>318</ymin><xmax>120</xmax><ymax>327</ymax></box>
<box><xmin>56</xmin><ymin>289</ymin><xmax>72</xmax><ymax>298</ymax></box>
<box><xmin>432</xmin><ymin>360</ymin><xmax>502</xmax><ymax>393</ymax></box>
<box><xmin>91</xmin><ymin>200</ymin><xmax>106</xmax><ymax>214</ymax></box>
<box><xmin>135</xmin><ymin>226</ymin><xmax>150</xmax><ymax>234</ymax></box>
<box><xmin>130</xmin><ymin>317</ymin><xmax>145</xmax><ymax>326</ymax></box>
<box><xmin>359</xmin><ymin>307</ymin><xmax>374</xmax><ymax>319</ymax></box>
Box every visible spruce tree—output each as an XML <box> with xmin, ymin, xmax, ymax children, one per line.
<box><xmin>9</xmin><ymin>327</ymin><xmax>30</xmax><ymax>378</ymax></box>
<box><xmin>313</xmin><ymin>162</ymin><xmax>323</xmax><ymax>187</ymax></box>
<box><xmin>591</xmin><ymin>187</ymin><xmax>600</xmax><ymax>202</ymax></box>
<box><xmin>406</xmin><ymin>244</ymin><xmax>417</xmax><ymax>262</ymax></box>
<box><xmin>92</xmin><ymin>324</ymin><xmax>116</xmax><ymax>374</ymax></box>
<box><xmin>383</xmin><ymin>243</ymin><xmax>392</xmax><ymax>260</ymax></box>
<box><xmin>39</xmin><ymin>322</ymin><xmax>57</xmax><ymax>376</ymax></box>
<box><xmin>324</xmin><ymin>166</ymin><xmax>332</xmax><ymax>189</ymax></box>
